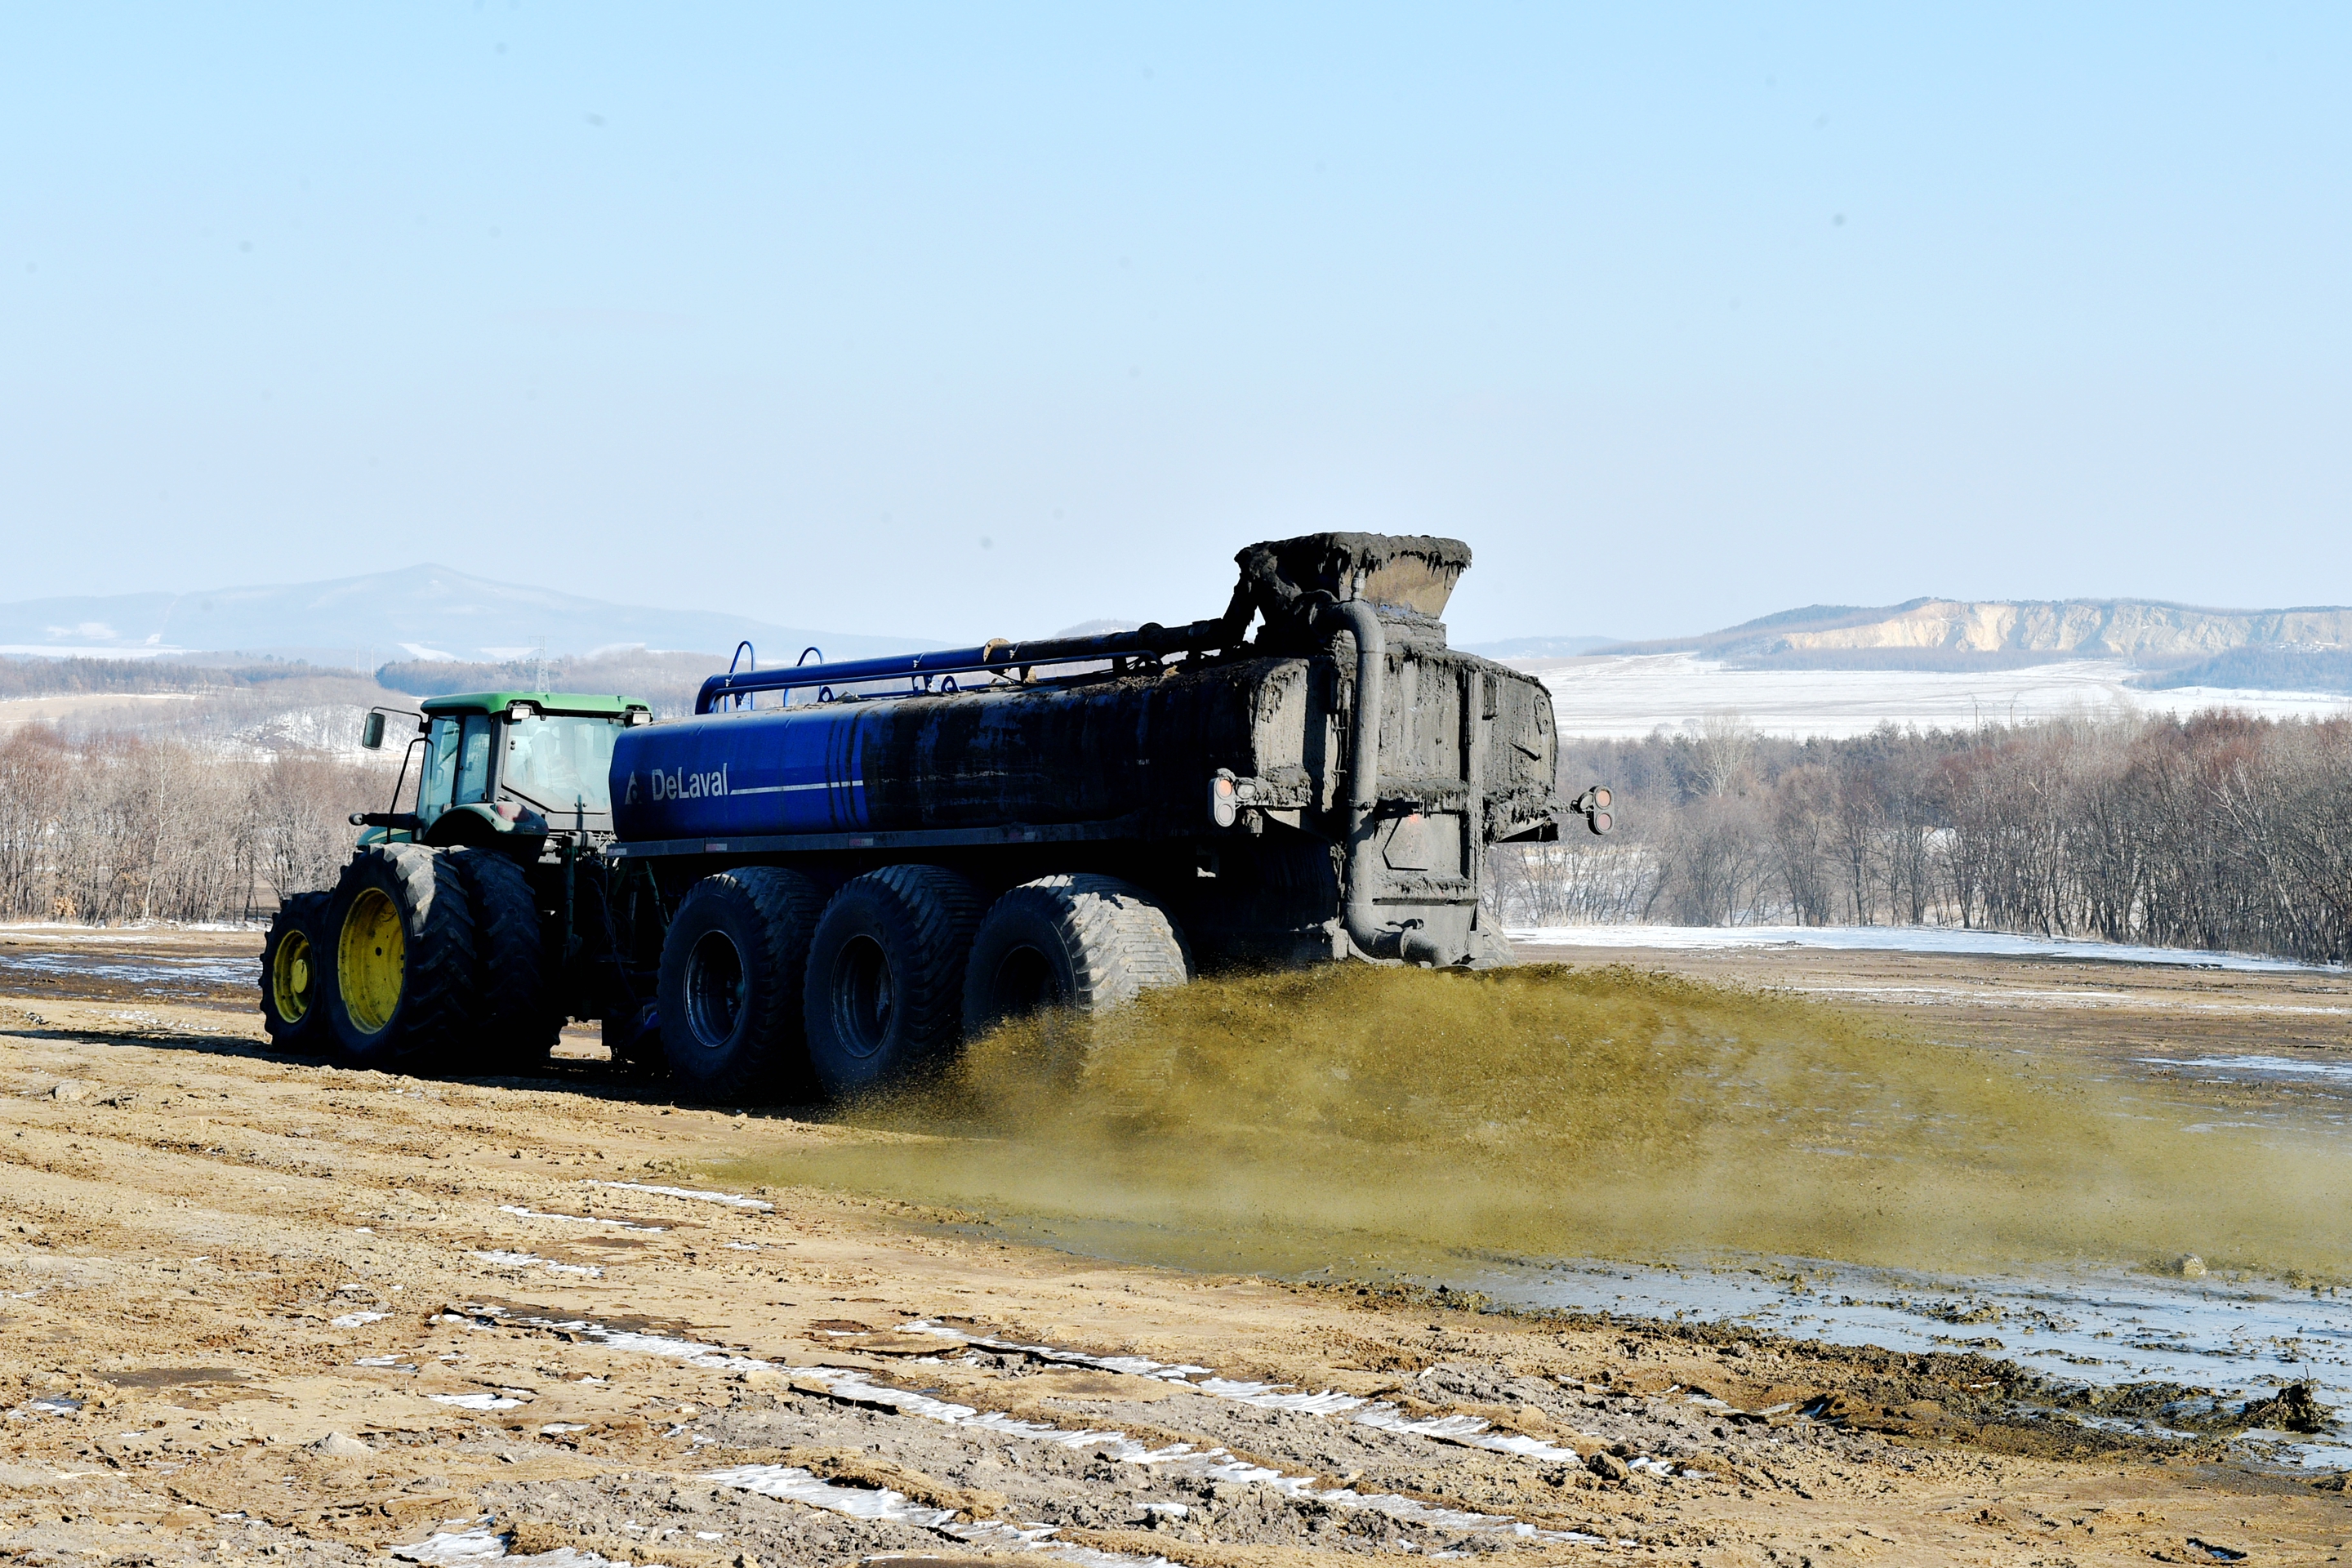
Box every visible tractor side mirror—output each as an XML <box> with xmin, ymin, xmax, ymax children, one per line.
<box><xmin>360</xmin><ymin>711</ymin><xmax>386</xmax><ymax>751</ymax></box>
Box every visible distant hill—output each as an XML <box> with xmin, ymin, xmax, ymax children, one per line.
<box><xmin>1610</xmin><ymin>597</ymin><xmax>2352</xmax><ymax>669</ymax></box>
<box><xmin>1460</xmin><ymin>635</ymin><xmax>1619</xmax><ymax>660</ymax></box>
<box><xmin>0</xmin><ymin>564</ymin><xmax>935</xmax><ymax>669</ymax></box>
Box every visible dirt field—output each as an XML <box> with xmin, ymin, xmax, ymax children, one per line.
<box><xmin>3</xmin><ymin>924</ymin><xmax>2350</xmax><ymax>1566</ymax></box>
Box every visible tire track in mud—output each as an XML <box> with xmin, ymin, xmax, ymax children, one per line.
<box><xmin>430</xmin><ymin>1297</ymin><xmax>1624</xmax><ymax>1552</ymax></box>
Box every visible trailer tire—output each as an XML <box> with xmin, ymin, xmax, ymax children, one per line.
<box><xmin>804</xmin><ymin>864</ymin><xmax>983</xmax><ymax>1100</ymax></box>
<box><xmin>962</xmin><ymin>875</ymin><xmax>1192</xmax><ymax>1040</ymax></box>
<box><xmin>451</xmin><ymin>848</ymin><xmax>559</xmax><ymax>1071</ymax></box>
<box><xmin>657</xmin><ymin>867</ymin><xmax>826</xmax><ymax>1105</ymax></box>
<box><xmin>323</xmin><ymin>844</ymin><xmax>477</xmax><ymax>1071</ymax></box>
<box><xmin>261</xmin><ymin>891</ymin><xmax>333</xmax><ymax>1052</ymax></box>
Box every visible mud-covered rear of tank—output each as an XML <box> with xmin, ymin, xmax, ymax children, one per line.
<box><xmin>612</xmin><ymin>532</ymin><xmax>1571</xmax><ymax>968</ymax></box>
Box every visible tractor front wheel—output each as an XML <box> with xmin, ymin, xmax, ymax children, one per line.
<box><xmin>261</xmin><ymin>891</ymin><xmax>332</xmax><ymax>1053</ymax></box>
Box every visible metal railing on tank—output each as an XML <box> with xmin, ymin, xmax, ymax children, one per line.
<box><xmin>692</xmin><ymin>616</ymin><xmax>1249</xmax><ymax>715</ymax></box>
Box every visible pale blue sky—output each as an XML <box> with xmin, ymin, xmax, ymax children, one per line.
<box><xmin>4</xmin><ymin>5</ymin><xmax>2345</xmax><ymax>645</ymax></box>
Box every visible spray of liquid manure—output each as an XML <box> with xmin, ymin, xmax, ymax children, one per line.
<box><xmin>715</xmin><ymin>964</ymin><xmax>2352</xmax><ymax>1282</ymax></box>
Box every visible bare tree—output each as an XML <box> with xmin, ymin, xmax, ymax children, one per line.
<box><xmin>1531</xmin><ymin>707</ymin><xmax>2352</xmax><ymax>961</ymax></box>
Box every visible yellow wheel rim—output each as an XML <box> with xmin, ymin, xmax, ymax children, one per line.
<box><xmin>270</xmin><ymin>928</ymin><xmax>314</xmax><ymax>1023</ymax></box>
<box><xmin>338</xmin><ymin>887</ymin><xmax>405</xmax><ymax>1036</ymax></box>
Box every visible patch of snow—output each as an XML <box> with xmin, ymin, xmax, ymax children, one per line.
<box><xmin>1509</xmin><ymin>922</ymin><xmax>2335</xmax><ymax>973</ymax></box>
<box><xmin>429</xmin><ymin>1392</ymin><xmax>526</xmax><ymax>1411</ymax></box>
<box><xmin>899</xmin><ymin>1320</ymin><xmax>1591</xmax><ymax>1468</ymax></box>
<box><xmin>497</xmin><ymin>1205</ymin><xmax>663</xmax><ymax>1232</ymax></box>
<box><xmin>589</xmin><ymin>1181</ymin><xmax>773</xmax><ymax>1211</ymax></box>
<box><xmin>702</xmin><ymin>1463</ymin><xmax>957</xmax><ymax>1527</ymax></box>
<box><xmin>436</xmin><ymin>1302</ymin><xmax>1581</xmax><ymax>1545</ymax></box>
<box><xmin>1535</xmin><ymin>652</ymin><xmax>2352</xmax><ymax>741</ymax></box>
<box><xmin>470</xmin><ymin>1250</ymin><xmax>604</xmax><ymax>1278</ymax></box>
<box><xmin>390</xmin><ymin>1527</ymin><xmax>515</xmax><ymax>1564</ymax></box>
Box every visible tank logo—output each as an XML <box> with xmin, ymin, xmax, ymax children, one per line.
<box><xmin>644</xmin><ymin>764</ymin><xmax>728</xmax><ymax>802</ymax></box>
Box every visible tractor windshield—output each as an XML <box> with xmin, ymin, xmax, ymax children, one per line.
<box><xmin>416</xmin><ymin>715</ymin><xmax>461</xmax><ymax>823</ymax></box>
<box><xmin>501</xmin><ymin>712</ymin><xmax>621</xmax><ymax>817</ymax></box>
<box><xmin>453</xmin><ymin>715</ymin><xmax>496</xmax><ymax>804</ymax></box>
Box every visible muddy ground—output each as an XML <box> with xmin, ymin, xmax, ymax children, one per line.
<box><xmin>2</xmin><ymin>924</ymin><xmax>2349</xmax><ymax>1566</ymax></box>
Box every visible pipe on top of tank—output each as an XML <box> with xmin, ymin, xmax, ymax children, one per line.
<box><xmin>692</xmin><ymin>609</ymin><xmax>1252</xmax><ymax>715</ymax></box>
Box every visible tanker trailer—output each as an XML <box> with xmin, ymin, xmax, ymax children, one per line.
<box><xmin>607</xmin><ymin>532</ymin><xmax>1609</xmax><ymax>1102</ymax></box>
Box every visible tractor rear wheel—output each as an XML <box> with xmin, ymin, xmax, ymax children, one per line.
<box><xmin>961</xmin><ymin>874</ymin><xmax>1192</xmax><ymax>1040</ymax></box>
<box><xmin>261</xmin><ymin>891</ymin><xmax>332</xmax><ymax>1052</ymax></box>
<box><xmin>657</xmin><ymin>866</ymin><xmax>826</xmax><ymax>1104</ymax></box>
<box><xmin>323</xmin><ymin>844</ymin><xmax>477</xmax><ymax>1071</ymax></box>
<box><xmin>451</xmin><ymin>848</ymin><xmax>560</xmax><ymax>1071</ymax></box>
<box><xmin>802</xmin><ymin>864</ymin><xmax>982</xmax><ymax>1100</ymax></box>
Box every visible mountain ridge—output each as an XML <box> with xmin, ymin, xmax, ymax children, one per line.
<box><xmin>1606</xmin><ymin>596</ymin><xmax>2352</xmax><ymax>663</ymax></box>
<box><xmin>0</xmin><ymin>564</ymin><xmax>936</xmax><ymax>668</ymax></box>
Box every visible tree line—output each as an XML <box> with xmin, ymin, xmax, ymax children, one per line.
<box><xmin>6</xmin><ymin>697</ymin><xmax>2348</xmax><ymax>960</ymax></box>
<box><xmin>1493</xmin><ymin>709</ymin><xmax>2352</xmax><ymax>964</ymax></box>
<box><xmin>0</xmin><ymin>728</ymin><xmax>389</xmax><ymax>924</ymax></box>
<box><xmin>0</xmin><ymin>656</ymin><xmax>347</xmax><ymax>699</ymax></box>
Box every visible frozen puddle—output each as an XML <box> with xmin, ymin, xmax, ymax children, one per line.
<box><xmin>1454</xmin><ymin>1256</ymin><xmax>2352</xmax><ymax>1468</ymax></box>
<box><xmin>433</xmin><ymin>1302</ymin><xmax>1611</xmax><ymax>1549</ymax></box>
<box><xmin>1804</xmin><ymin>984</ymin><xmax>2352</xmax><ymax>1018</ymax></box>
<box><xmin>2144</xmin><ymin>1054</ymin><xmax>2352</xmax><ymax>1085</ymax></box>
<box><xmin>0</xmin><ymin>951</ymin><xmax>258</xmax><ymax>988</ymax></box>
<box><xmin>1509</xmin><ymin>923</ymin><xmax>2337</xmax><ymax>974</ymax></box>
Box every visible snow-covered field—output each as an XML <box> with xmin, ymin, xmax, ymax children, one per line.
<box><xmin>1532</xmin><ymin>653</ymin><xmax>2352</xmax><ymax>739</ymax></box>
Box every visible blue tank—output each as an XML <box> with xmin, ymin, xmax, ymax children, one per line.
<box><xmin>602</xmin><ymin>532</ymin><xmax>1575</xmax><ymax>972</ymax></box>
<box><xmin>608</xmin><ymin>658</ymin><xmax>1294</xmax><ymax>845</ymax></box>
<box><xmin>611</xmin><ymin>705</ymin><xmax>872</xmax><ymax>840</ymax></box>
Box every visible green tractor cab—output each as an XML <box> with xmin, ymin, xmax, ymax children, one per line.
<box><xmin>356</xmin><ymin>692</ymin><xmax>653</xmax><ymax>849</ymax></box>
<box><xmin>257</xmin><ymin>690</ymin><xmax>657</xmax><ymax>1075</ymax></box>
